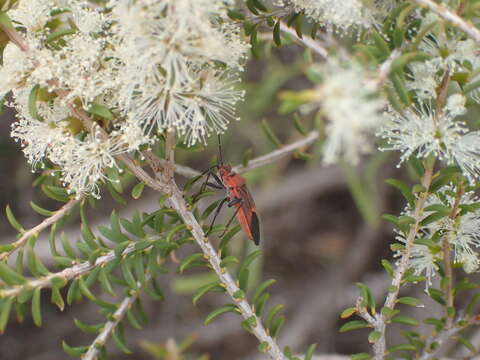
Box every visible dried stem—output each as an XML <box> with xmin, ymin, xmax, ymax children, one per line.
<box><xmin>411</xmin><ymin>0</ymin><xmax>480</xmax><ymax>43</ymax></box>
<box><xmin>83</xmin><ymin>290</ymin><xmax>141</xmax><ymax>360</ymax></box>
<box><xmin>0</xmin><ymin>199</ymin><xmax>79</xmax><ymax>262</ymax></box>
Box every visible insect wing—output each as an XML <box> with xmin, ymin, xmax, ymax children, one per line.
<box><xmin>238</xmin><ymin>185</ymin><xmax>260</xmax><ymax>245</ymax></box>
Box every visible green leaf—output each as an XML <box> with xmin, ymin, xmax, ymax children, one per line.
<box><xmin>30</xmin><ymin>201</ymin><xmax>55</xmax><ymax>217</ymax></box>
<box><xmin>340</xmin><ymin>307</ymin><xmax>357</xmax><ymax>319</ymax></box>
<box><xmin>391</xmin><ymin>315</ymin><xmax>419</xmax><ymax>326</ymax></box>
<box><xmin>261</xmin><ymin>119</ymin><xmax>282</xmax><ymax>148</ymax></box>
<box><xmin>266</xmin><ymin>304</ymin><xmax>284</xmax><ymax>330</ymax></box>
<box><xmin>381</xmin><ymin>259</ymin><xmax>395</xmax><ymax>278</ymax></box>
<box><xmin>88</xmin><ymin>102</ymin><xmax>114</xmax><ymax>120</ymax></box>
<box><xmin>0</xmin><ymin>262</ymin><xmax>26</xmax><ymax>285</ymax></box>
<box><xmin>178</xmin><ymin>253</ymin><xmax>205</xmax><ymax>273</ymax></box>
<box><xmin>351</xmin><ymin>354</ymin><xmax>372</xmax><ymax>360</ymax></box>
<box><xmin>193</xmin><ymin>281</ymin><xmax>224</xmax><ymax>305</ymax></box>
<box><xmin>293</xmin><ymin>113</ymin><xmax>308</xmax><ymax>136</ymax></box>
<box><xmin>0</xmin><ymin>297</ymin><xmax>13</xmax><ymax>333</ymax></box>
<box><xmin>220</xmin><ymin>255</ymin><xmax>239</xmax><ymax>268</ymax></box>
<box><xmin>253</xmin><ymin>279</ymin><xmax>276</xmax><ymax>305</ymax></box>
<box><xmin>255</xmin><ymin>293</ymin><xmax>270</xmax><ymax>316</ymax></box>
<box><xmin>457</xmin><ymin>335</ymin><xmax>476</xmax><ymax>354</ymax></box>
<box><xmin>113</xmin><ymin>324</ymin><xmax>132</xmax><ymax>354</ymax></box>
<box><xmin>204</xmin><ymin>304</ymin><xmax>238</xmax><ymax>325</ymax></box>
<box><xmin>32</xmin><ymin>288</ymin><xmax>42</xmax><ymax>327</ymax></box>
<box><xmin>6</xmin><ymin>205</ymin><xmax>24</xmax><ymax>232</ymax></box>
<box><xmin>131</xmin><ymin>182</ymin><xmax>145</xmax><ymax>199</ymax></box>
<box><xmin>385</xmin><ymin>179</ymin><xmax>415</xmax><ymax>208</ymax></box>
<box><xmin>0</xmin><ymin>11</ymin><xmax>14</xmax><ymax>29</ymax></box>
<box><xmin>45</xmin><ymin>28</ymin><xmax>76</xmax><ymax>43</ymax></box>
<box><xmin>388</xmin><ymin>343</ymin><xmax>417</xmax><ymax>352</ymax></box>
<box><xmin>258</xmin><ymin>341</ymin><xmax>269</xmax><ymax>353</ymax></box>
<box><xmin>51</xmin><ymin>286</ymin><xmax>65</xmax><ymax>311</ymax></box>
<box><xmin>339</xmin><ymin>320</ymin><xmax>370</xmax><ymax>333</ymax></box>
<box><xmin>74</xmin><ymin>318</ymin><xmax>103</xmax><ymax>334</ymax></box>
<box><xmin>273</xmin><ymin>21</ymin><xmax>281</xmax><ymax>46</ymax></box>
<box><xmin>368</xmin><ymin>330</ymin><xmax>382</xmax><ymax>343</ymax></box>
<box><xmin>381</xmin><ymin>306</ymin><xmax>400</xmax><ymax>318</ymax></box>
<box><xmin>304</xmin><ymin>344</ymin><xmax>317</xmax><ymax>360</ymax></box>
<box><xmin>62</xmin><ymin>341</ymin><xmax>87</xmax><ymax>357</ymax></box>
<box><xmin>271</xmin><ymin>315</ymin><xmax>285</xmax><ymax>338</ymax></box>
<box><xmin>397</xmin><ymin>297</ymin><xmax>423</xmax><ymax>307</ymax></box>
<box><xmin>428</xmin><ymin>287</ymin><xmax>446</xmax><ymax>305</ymax></box>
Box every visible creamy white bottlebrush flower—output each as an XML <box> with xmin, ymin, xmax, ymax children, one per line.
<box><xmin>378</xmin><ymin>94</ymin><xmax>480</xmax><ymax>183</ymax></box>
<box><xmin>277</xmin><ymin>0</ymin><xmax>393</xmax><ymax>32</ymax></box>
<box><xmin>58</xmin><ymin>126</ymin><xmax>128</xmax><ymax>199</ymax></box>
<box><xmin>8</xmin><ymin>0</ymin><xmax>53</xmax><ymax>31</ymax></box>
<box><xmin>311</xmin><ymin>59</ymin><xmax>385</xmax><ymax>164</ymax></box>
<box><xmin>111</xmin><ymin>0</ymin><xmax>248</xmax><ymax>146</ymax></box>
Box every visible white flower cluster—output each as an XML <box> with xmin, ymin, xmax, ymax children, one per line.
<box><xmin>397</xmin><ymin>187</ymin><xmax>480</xmax><ymax>286</ymax></box>
<box><xmin>276</xmin><ymin>0</ymin><xmax>394</xmax><ymax>33</ymax></box>
<box><xmin>378</xmin><ymin>94</ymin><xmax>480</xmax><ymax>183</ymax></box>
<box><xmin>3</xmin><ymin>0</ymin><xmax>247</xmax><ymax>198</ymax></box>
<box><xmin>312</xmin><ymin>59</ymin><xmax>386</xmax><ymax>165</ymax></box>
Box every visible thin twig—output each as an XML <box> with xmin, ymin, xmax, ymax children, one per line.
<box><xmin>83</xmin><ymin>290</ymin><xmax>141</xmax><ymax>360</ymax></box>
<box><xmin>233</xmin><ymin>130</ymin><xmax>319</xmax><ymax>174</ymax></box>
<box><xmin>0</xmin><ymin>240</ymin><xmax>146</xmax><ymax>298</ymax></box>
<box><xmin>419</xmin><ymin>317</ymin><xmax>480</xmax><ymax>360</ymax></box>
<box><xmin>0</xmin><ymin>199</ymin><xmax>79</xmax><ymax>262</ymax></box>
<box><xmin>279</xmin><ymin>22</ymin><xmax>328</xmax><ymax>59</ymax></box>
<box><xmin>412</xmin><ymin>0</ymin><xmax>480</xmax><ymax>43</ymax></box>
<box><xmin>168</xmin><ymin>189</ymin><xmax>286</xmax><ymax>360</ymax></box>
<box><xmin>367</xmin><ymin>48</ymin><xmax>403</xmax><ymax>90</ymax></box>
<box><xmin>357</xmin><ymin>164</ymin><xmax>435</xmax><ymax>359</ymax></box>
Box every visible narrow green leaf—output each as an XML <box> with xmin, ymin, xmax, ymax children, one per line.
<box><xmin>340</xmin><ymin>307</ymin><xmax>357</xmax><ymax>319</ymax></box>
<box><xmin>88</xmin><ymin>102</ymin><xmax>114</xmax><ymax>120</ymax></box>
<box><xmin>391</xmin><ymin>315</ymin><xmax>419</xmax><ymax>326</ymax></box>
<box><xmin>112</xmin><ymin>325</ymin><xmax>132</xmax><ymax>354</ymax></box>
<box><xmin>368</xmin><ymin>330</ymin><xmax>382</xmax><ymax>343</ymax></box>
<box><xmin>28</xmin><ymin>85</ymin><xmax>42</xmax><ymax>121</ymax></box>
<box><xmin>0</xmin><ymin>297</ymin><xmax>14</xmax><ymax>333</ymax></box>
<box><xmin>261</xmin><ymin>119</ymin><xmax>282</xmax><ymax>148</ymax></box>
<box><xmin>6</xmin><ymin>205</ymin><xmax>24</xmax><ymax>232</ymax></box>
<box><xmin>385</xmin><ymin>179</ymin><xmax>415</xmax><ymax>207</ymax></box>
<box><xmin>397</xmin><ymin>297</ymin><xmax>423</xmax><ymax>307</ymax></box>
<box><xmin>266</xmin><ymin>304</ymin><xmax>284</xmax><ymax>330</ymax></box>
<box><xmin>74</xmin><ymin>318</ymin><xmax>103</xmax><ymax>334</ymax></box>
<box><xmin>351</xmin><ymin>353</ymin><xmax>372</xmax><ymax>360</ymax></box>
<box><xmin>30</xmin><ymin>201</ymin><xmax>55</xmax><ymax>217</ymax></box>
<box><xmin>62</xmin><ymin>341</ymin><xmax>88</xmax><ymax>357</ymax></box>
<box><xmin>273</xmin><ymin>21</ymin><xmax>281</xmax><ymax>46</ymax></box>
<box><xmin>457</xmin><ymin>336</ymin><xmax>476</xmax><ymax>354</ymax></box>
<box><xmin>32</xmin><ymin>288</ymin><xmax>42</xmax><ymax>327</ymax></box>
<box><xmin>339</xmin><ymin>320</ymin><xmax>370</xmax><ymax>333</ymax></box>
<box><xmin>253</xmin><ymin>279</ymin><xmax>276</xmax><ymax>304</ymax></box>
<box><xmin>304</xmin><ymin>344</ymin><xmax>317</xmax><ymax>360</ymax></box>
<box><xmin>178</xmin><ymin>253</ymin><xmax>205</xmax><ymax>273</ymax></box>
<box><xmin>388</xmin><ymin>343</ymin><xmax>417</xmax><ymax>352</ymax></box>
<box><xmin>0</xmin><ymin>262</ymin><xmax>26</xmax><ymax>285</ymax></box>
<box><xmin>51</xmin><ymin>286</ymin><xmax>65</xmax><ymax>311</ymax></box>
<box><xmin>131</xmin><ymin>182</ymin><xmax>145</xmax><ymax>200</ymax></box>
<box><xmin>205</xmin><ymin>304</ymin><xmax>238</xmax><ymax>325</ymax></box>
<box><xmin>193</xmin><ymin>281</ymin><xmax>224</xmax><ymax>305</ymax></box>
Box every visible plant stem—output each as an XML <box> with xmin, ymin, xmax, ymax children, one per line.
<box><xmin>412</xmin><ymin>0</ymin><xmax>480</xmax><ymax>43</ymax></box>
<box><xmin>0</xmin><ymin>199</ymin><xmax>80</xmax><ymax>262</ymax></box>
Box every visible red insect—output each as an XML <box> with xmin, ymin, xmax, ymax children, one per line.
<box><xmin>197</xmin><ymin>136</ymin><xmax>260</xmax><ymax>245</ymax></box>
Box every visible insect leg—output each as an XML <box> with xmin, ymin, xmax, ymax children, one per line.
<box><xmin>220</xmin><ymin>200</ymin><xmax>243</xmax><ymax>238</ymax></box>
<box><xmin>206</xmin><ymin>197</ymin><xmax>229</xmax><ymax>236</ymax></box>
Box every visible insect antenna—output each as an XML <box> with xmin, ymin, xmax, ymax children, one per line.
<box><xmin>217</xmin><ymin>134</ymin><xmax>224</xmax><ymax>166</ymax></box>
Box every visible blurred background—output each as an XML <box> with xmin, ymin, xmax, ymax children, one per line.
<box><xmin>0</xmin><ymin>39</ymin><xmax>450</xmax><ymax>360</ymax></box>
